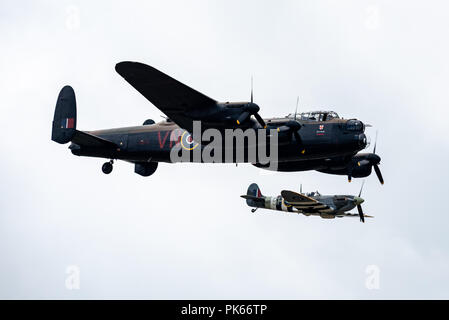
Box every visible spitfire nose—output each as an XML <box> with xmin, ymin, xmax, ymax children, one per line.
<box><xmin>354</xmin><ymin>196</ymin><xmax>364</xmax><ymax>205</ymax></box>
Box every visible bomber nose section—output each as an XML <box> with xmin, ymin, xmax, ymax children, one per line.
<box><xmin>353</xmin><ymin>196</ymin><xmax>365</xmax><ymax>205</ymax></box>
<box><xmin>358</xmin><ymin>133</ymin><xmax>367</xmax><ymax>149</ymax></box>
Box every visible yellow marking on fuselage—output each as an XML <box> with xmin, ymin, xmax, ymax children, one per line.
<box><xmin>180</xmin><ymin>131</ymin><xmax>199</xmax><ymax>151</ymax></box>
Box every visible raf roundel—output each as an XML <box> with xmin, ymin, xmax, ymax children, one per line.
<box><xmin>180</xmin><ymin>131</ymin><xmax>199</xmax><ymax>151</ymax></box>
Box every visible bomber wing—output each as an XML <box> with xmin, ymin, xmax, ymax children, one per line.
<box><xmin>115</xmin><ymin>61</ymin><xmax>217</xmax><ymax>132</ymax></box>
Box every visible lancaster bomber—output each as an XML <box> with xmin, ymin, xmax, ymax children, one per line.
<box><xmin>51</xmin><ymin>61</ymin><xmax>383</xmax><ymax>184</ymax></box>
<box><xmin>241</xmin><ymin>182</ymin><xmax>372</xmax><ymax>222</ymax></box>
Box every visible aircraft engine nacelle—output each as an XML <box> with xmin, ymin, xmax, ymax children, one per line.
<box><xmin>135</xmin><ymin>162</ymin><xmax>158</xmax><ymax>177</ymax></box>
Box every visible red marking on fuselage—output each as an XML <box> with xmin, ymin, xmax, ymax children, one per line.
<box><xmin>169</xmin><ymin>129</ymin><xmax>183</xmax><ymax>148</ymax></box>
<box><xmin>158</xmin><ymin>131</ymin><xmax>170</xmax><ymax>149</ymax></box>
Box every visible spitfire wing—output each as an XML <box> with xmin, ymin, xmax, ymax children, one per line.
<box><xmin>280</xmin><ymin>190</ymin><xmax>331</xmax><ymax>211</ymax></box>
<box><xmin>115</xmin><ymin>61</ymin><xmax>217</xmax><ymax>132</ymax></box>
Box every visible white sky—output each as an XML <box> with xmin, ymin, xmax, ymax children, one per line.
<box><xmin>1</xmin><ymin>0</ymin><xmax>449</xmax><ymax>299</ymax></box>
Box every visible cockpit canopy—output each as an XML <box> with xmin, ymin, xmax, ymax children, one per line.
<box><xmin>307</xmin><ymin>191</ymin><xmax>321</xmax><ymax>197</ymax></box>
<box><xmin>287</xmin><ymin>111</ymin><xmax>340</xmax><ymax>122</ymax></box>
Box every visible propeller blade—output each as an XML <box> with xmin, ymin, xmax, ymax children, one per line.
<box><xmin>373</xmin><ymin>130</ymin><xmax>378</xmax><ymax>154</ymax></box>
<box><xmin>347</xmin><ymin>166</ymin><xmax>353</xmax><ymax>183</ymax></box>
<box><xmin>294</xmin><ymin>96</ymin><xmax>299</xmax><ymax>121</ymax></box>
<box><xmin>253</xmin><ymin>112</ymin><xmax>266</xmax><ymax>128</ymax></box>
<box><xmin>288</xmin><ymin>120</ymin><xmax>301</xmax><ymax>131</ymax></box>
<box><xmin>278</xmin><ymin>120</ymin><xmax>302</xmax><ymax>146</ymax></box>
<box><xmin>250</xmin><ymin>77</ymin><xmax>253</xmax><ymax>103</ymax></box>
<box><xmin>293</xmin><ymin>130</ymin><xmax>302</xmax><ymax>144</ymax></box>
<box><xmin>373</xmin><ymin>164</ymin><xmax>384</xmax><ymax>185</ymax></box>
<box><xmin>357</xmin><ymin>204</ymin><xmax>365</xmax><ymax>223</ymax></box>
<box><xmin>236</xmin><ymin>111</ymin><xmax>250</xmax><ymax>125</ymax></box>
<box><xmin>358</xmin><ymin>180</ymin><xmax>365</xmax><ymax>197</ymax></box>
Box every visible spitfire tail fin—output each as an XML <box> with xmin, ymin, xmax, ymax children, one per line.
<box><xmin>247</xmin><ymin>183</ymin><xmax>262</xmax><ymax>198</ymax></box>
<box><xmin>243</xmin><ymin>183</ymin><xmax>264</xmax><ymax>207</ymax></box>
<box><xmin>51</xmin><ymin>85</ymin><xmax>77</xmax><ymax>144</ymax></box>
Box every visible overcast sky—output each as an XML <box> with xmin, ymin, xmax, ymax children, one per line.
<box><xmin>1</xmin><ymin>0</ymin><xmax>449</xmax><ymax>299</ymax></box>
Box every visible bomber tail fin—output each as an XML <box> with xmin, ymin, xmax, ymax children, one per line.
<box><xmin>51</xmin><ymin>86</ymin><xmax>77</xmax><ymax>144</ymax></box>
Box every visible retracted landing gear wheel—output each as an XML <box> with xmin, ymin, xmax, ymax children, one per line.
<box><xmin>102</xmin><ymin>161</ymin><xmax>113</xmax><ymax>174</ymax></box>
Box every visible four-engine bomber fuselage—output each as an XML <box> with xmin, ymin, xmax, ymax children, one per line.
<box><xmin>52</xmin><ymin>61</ymin><xmax>383</xmax><ymax>182</ymax></box>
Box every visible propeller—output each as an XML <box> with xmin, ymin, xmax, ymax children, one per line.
<box><xmin>277</xmin><ymin>96</ymin><xmax>303</xmax><ymax>147</ymax></box>
<box><xmin>294</xmin><ymin>96</ymin><xmax>299</xmax><ymax>121</ymax></box>
<box><xmin>251</xmin><ymin>77</ymin><xmax>253</xmax><ymax>103</ymax></box>
<box><xmin>373</xmin><ymin>130</ymin><xmax>378</xmax><ymax>154</ymax></box>
<box><xmin>372</xmin><ymin>131</ymin><xmax>384</xmax><ymax>185</ymax></box>
<box><xmin>236</xmin><ymin>77</ymin><xmax>266</xmax><ymax>128</ymax></box>
<box><xmin>356</xmin><ymin>180</ymin><xmax>365</xmax><ymax>223</ymax></box>
<box><xmin>278</xmin><ymin>120</ymin><xmax>302</xmax><ymax>140</ymax></box>
<box><xmin>373</xmin><ymin>164</ymin><xmax>384</xmax><ymax>185</ymax></box>
<box><xmin>357</xmin><ymin>204</ymin><xmax>365</xmax><ymax>223</ymax></box>
<box><xmin>358</xmin><ymin>180</ymin><xmax>364</xmax><ymax>197</ymax></box>
<box><xmin>348</xmin><ymin>131</ymin><xmax>384</xmax><ymax>185</ymax></box>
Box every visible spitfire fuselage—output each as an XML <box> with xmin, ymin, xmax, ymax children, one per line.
<box><xmin>249</xmin><ymin>194</ymin><xmax>359</xmax><ymax>214</ymax></box>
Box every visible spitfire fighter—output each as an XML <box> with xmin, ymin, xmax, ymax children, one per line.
<box><xmin>241</xmin><ymin>183</ymin><xmax>372</xmax><ymax>222</ymax></box>
<box><xmin>51</xmin><ymin>61</ymin><xmax>383</xmax><ymax>184</ymax></box>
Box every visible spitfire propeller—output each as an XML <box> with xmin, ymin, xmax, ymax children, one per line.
<box><xmin>354</xmin><ymin>181</ymin><xmax>374</xmax><ymax>223</ymax></box>
<box><xmin>355</xmin><ymin>181</ymin><xmax>365</xmax><ymax>223</ymax></box>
